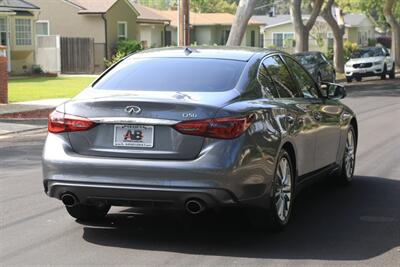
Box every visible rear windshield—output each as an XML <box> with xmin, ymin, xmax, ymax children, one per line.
<box><xmin>93</xmin><ymin>57</ymin><xmax>246</xmax><ymax>92</ymax></box>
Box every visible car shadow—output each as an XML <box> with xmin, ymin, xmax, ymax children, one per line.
<box><xmin>344</xmin><ymin>77</ymin><xmax>400</xmax><ymax>98</ymax></box>
<box><xmin>80</xmin><ymin>176</ymin><xmax>400</xmax><ymax>261</ymax></box>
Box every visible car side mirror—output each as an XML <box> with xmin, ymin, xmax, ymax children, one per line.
<box><xmin>386</xmin><ymin>52</ymin><xmax>390</xmax><ymax>57</ymax></box>
<box><xmin>320</xmin><ymin>82</ymin><xmax>346</xmax><ymax>99</ymax></box>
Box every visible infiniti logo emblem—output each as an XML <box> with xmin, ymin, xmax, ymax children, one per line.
<box><xmin>125</xmin><ymin>105</ymin><xmax>142</xmax><ymax>115</ymax></box>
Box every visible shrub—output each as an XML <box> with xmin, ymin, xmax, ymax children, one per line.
<box><xmin>105</xmin><ymin>39</ymin><xmax>143</xmax><ymax>67</ymax></box>
<box><xmin>344</xmin><ymin>40</ymin><xmax>359</xmax><ymax>61</ymax></box>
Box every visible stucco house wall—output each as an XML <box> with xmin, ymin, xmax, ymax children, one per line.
<box><xmin>105</xmin><ymin>0</ymin><xmax>139</xmax><ymax>56</ymax></box>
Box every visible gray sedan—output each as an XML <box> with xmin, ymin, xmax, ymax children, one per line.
<box><xmin>42</xmin><ymin>47</ymin><xmax>357</xmax><ymax>230</ymax></box>
<box><xmin>293</xmin><ymin>51</ymin><xmax>336</xmax><ymax>84</ymax></box>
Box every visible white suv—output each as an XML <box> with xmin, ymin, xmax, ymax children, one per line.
<box><xmin>345</xmin><ymin>47</ymin><xmax>395</xmax><ymax>82</ymax></box>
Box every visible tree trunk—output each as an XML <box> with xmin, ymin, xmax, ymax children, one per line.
<box><xmin>226</xmin><ymin>0</ymin><xmax>257</xmax><ymax>46</ymax></box>
<box><xmin>321</xmin><ymin>0</ymin><xmax>345</xmax><ymax>73</ymax></box>
<box><xmin>290</xmin><ymin>0</ymin><xmax>324</xmax><ymax>52</ymax></box>
<box><xmin>178</xmin><ymin>0</ymin><xmax>190</xmax><ymax>46</ymax></box>
<box><xmin>384</xmin><ymin>0</ymin><xmax>400</xmax><ymax>67</ymax></box>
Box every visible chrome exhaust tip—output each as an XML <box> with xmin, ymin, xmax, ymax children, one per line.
<box><xmin>185</xmin><ymin>199</ymin><xmax>205</xmax><ymax>215</ymax></box>
<box><xmin>61</xmin><ymin>193</ymin><xmax>78</xmax><ymax>207</ymax></box>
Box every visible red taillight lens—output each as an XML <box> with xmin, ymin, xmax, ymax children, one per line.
<box><xmin>48</xmin><ymin>110</ymin><xmax>95</xmax><ymax>133</ymax></box>
<box><xmin>173</xmin><ymin>115</ymin><xmax>253</xmax><ymax>139</ymax></box>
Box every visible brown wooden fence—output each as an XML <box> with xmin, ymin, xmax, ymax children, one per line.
<box><xmin>60</xmin><ymin>37</ymin><xmax>94</xmax><ymax>74</ymax></box>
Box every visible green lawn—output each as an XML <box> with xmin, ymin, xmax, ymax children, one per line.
<box><xmin>8</xmin><ymin>76</ymin><xmax>96</xmax><ymax>103</ymax></box>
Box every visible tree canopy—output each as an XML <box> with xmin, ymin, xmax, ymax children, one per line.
<box><xmin>337</xmin><ymin>0</ymin><xmax>400</xmax><ymax>30</ymax></box>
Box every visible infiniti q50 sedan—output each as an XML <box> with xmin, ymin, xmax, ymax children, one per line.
<box><xmin>43</xmin><ymin>47</ymin><xmax>358</xmax><ymax>230</ymax></box>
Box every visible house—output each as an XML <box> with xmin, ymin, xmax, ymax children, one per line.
<box><xmin>156</xmin><ymin>9</ymin><xmax>262</xmax><ymax>47</ymax></box>
<box><xmin>29</xmin><ymin>0</ymin><xmax>144</xmax><ymax>73</ymax></box>
<box><xmin>0</xmin><ymin>0</ymin><xmax>40</xmax><ymax>74</ymax></box>
<box><xmin>29</xmin><ymin>0</ymin><xmax>262</xmax><ymax>73</ymax></box>
<box><xmin>252</xmin><ymin>13</ymin><xmax>376</xmax><ymax>53</ymax></box>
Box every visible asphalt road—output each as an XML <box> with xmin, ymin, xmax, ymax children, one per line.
<box><xmin>1</xmin><ymin>77</ymin><xmax>399</xmax><ymax>267</ymax></box>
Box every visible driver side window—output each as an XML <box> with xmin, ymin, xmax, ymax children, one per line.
<box><xmin>284</xmin><ymin>56</ymin><xmax>320</xmax><ymax>99</ymax></box>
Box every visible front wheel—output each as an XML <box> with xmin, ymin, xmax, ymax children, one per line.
<box><xmin>66</xmin><ymin>203</ymin><xmax>111</xmax><ymax>221</ymax></box>
<box><xmin>336</xmin><ymin>125</ymin><xmax>356</xmax><ymax>184</ymax></box>
<box><xmin>389</xmin><ymin>64</ymin><xmax>395</xmax><ymax>79</ymax></box>
<box><xmin>381</xmin><ymin>64</ymin><xmax>387</xmax><ymax>80</ymax></box>
<box><xmin>346</xmin><ymin>76</ymin><xmax>352</xmax><ymax>83</ymax></box>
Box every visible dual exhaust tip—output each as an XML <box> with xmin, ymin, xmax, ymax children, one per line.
<box><xmin>61</xmin><ymin>193</ymin><xmax>78</xmax><ymax>207</ymax></box>
<box><xmin>61</xmin><ymin>193</ymin><xmax>206</xmax><ymax>214</ymax></box>
<box><xmin>185</xmin><ymin>199</ymin><xmax>206</xmax><ymax>215</ymax></box>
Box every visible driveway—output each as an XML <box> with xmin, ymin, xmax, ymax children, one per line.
<box><xmin>1</xmin><ymin>77</ymin><xmax>399</xmax><ymax>267</ymax></box>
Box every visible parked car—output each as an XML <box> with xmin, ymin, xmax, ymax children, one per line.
<box><xmin>293</xmin><ymin>51</ymin><xmax>336</xmax><ymax>84</ymax></box>
<box><xmin>345</xmin><ymin>47</ymin><xmax>395</xmax><ymax>82</ymax></box>
<box><xmin>43</xmin><ymin>47</ymin><xmax>358</xmax><ymax>230</ymax></box>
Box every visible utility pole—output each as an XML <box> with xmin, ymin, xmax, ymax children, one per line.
<box><xmin>178</xmin><ymin>0</ymin><xmax>190</xmax><ymax>46</ymax></box>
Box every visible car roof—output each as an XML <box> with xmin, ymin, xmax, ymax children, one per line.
<box><xmin>130</xmin><ymin>46</ymin><xmax>271</xmax><ymax>62</ymax></box>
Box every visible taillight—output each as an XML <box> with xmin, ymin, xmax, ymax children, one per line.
<box><xmin>48</xmin><ymin>110</ymin><xmax>95</xmax><ymax>133</ymax></box>
<box><xmin>173</xmin><ymin>114</ymin><xmax>253</xmax><ymax>139</ymax></box>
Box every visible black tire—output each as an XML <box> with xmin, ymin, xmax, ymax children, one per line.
<box><xmin>346</xmin><ymin>76</ymin><xmax>352</xmax><ymax>83</ymax></box>
<box><xmin>317</xmin><ymin>73</ymin><xmax>322</xmax><ymax>86</ymax></box>
<box><xmin>66</xmin><ymin>203</ymin><xmax>111</xmax><ymax>221</ymax></box>
<box><xmin>389</xmin><ymin>64</ymin><xmax>395</xmax><ymax>79</ymax></box>
<box><xmin>248</xmin><ymin>149</ymin><xmax>295</xmax><ymax>231</ymax></box>
<box><xmin>381</xmin><ymin>64</ymin><xmax>387</xmax><ymax>80</ymax></box>
<box><xmin>336</xmin><ymin>125</ymin><xmax>357</xmax><ymax>185</ymax></box>
<box><xmin>356</xmin><ymin>76</ymin><xmax>362</xmax><ymax>82</ymax></box>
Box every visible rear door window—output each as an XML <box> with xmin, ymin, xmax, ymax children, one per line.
<box><xmin>284</xmin><ymin>56</ymin><xmax>319</xmax><ymax>99</ymax></box>
<box><xmin>93</xmin><ymin>58</ymin><xmax>246</xmax><ymax>92</ymax></box>
<box><xmin>258</xmin><ymin>64</ymin><xmax>279</xmax><ymax>98</ymax></box>
<box><xmin>263</xmin><ymin>56</ymin><xmax>301</xmax><ymax>98</ymax></box>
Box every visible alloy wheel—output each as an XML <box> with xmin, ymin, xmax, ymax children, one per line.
<box><xmin>344</xmin><ymin>129</ymin><xmax>355</xmax><ymax>178</ymax></box>
<box><xmin>274</xmin><ymin>157</ymin><xmax>292</xmax><ymax>222</ymax></box>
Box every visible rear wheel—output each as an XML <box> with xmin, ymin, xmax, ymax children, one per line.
<box><xmin>389</xmin><ymin>63</ymin><xmax>395</xmax><ymax>79</ymax></box>
<box><xmin>381</xmin><ymin>64</ymin><xmax>387</xmax><ymax>80</ymax></box>
<box><xmin>66</xmin><ymin>203</ymin><xmax>111</xmax><ymax>221</ymax></box>
<box><xmin>336</xmin><ymin>125</ymin><xmax>356</xmax><ymax>184</ymax></box>
<box><xmin>248</xmin><ymin>149</ymin><xmax>295</xmax><ymax>231</ymax></box>
<box><xmin>270</xmin><ymin>150</ymin><xmax>294</xmax><ymax>229</ymax></box>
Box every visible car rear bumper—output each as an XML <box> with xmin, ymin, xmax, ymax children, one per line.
<box><xmin>42</xmin><ymin>133</ymin><xmax>273</xmax><ymax>210</ymax></box>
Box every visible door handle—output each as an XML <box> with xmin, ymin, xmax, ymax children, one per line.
<box><xmin>313</xmin><ymin>112</ymin><xmax>322</xmax><ymax>121</ymax></box>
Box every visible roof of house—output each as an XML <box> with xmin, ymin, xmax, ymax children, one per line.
<box><xmin>158</xmin><ymin>10</ymin><xmax>262</xmax><ymax>27</ymax></box>
<box><xmin>343</xmin><ymin>14</ymin><xmax>370</xmax><ymax>27</ymax></box>
<box><xmin>131</xmin><ymin>2</ymin><xmax>169</xmax><ymax>24</ymax></box>
<box><xmin>253</xmin><ymin>13</ymin><xmax>372</xmax><ymax>29</ymax></box>
<box><xmin>0</xmin><ymin>0</ymin><xmax>39</xmax><ymax>9</ymax></box>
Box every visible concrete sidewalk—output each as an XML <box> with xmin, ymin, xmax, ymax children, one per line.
<box><xmin>0</xmin><ymin>98</ymin><xmax>67</xmax><ymax>136</ymax></box>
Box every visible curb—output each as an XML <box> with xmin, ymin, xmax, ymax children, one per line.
<box><xmin>0</xmin><ymin>108</ymin><xmax>54</xmax><ymax>119</ymax></box>
<box><xmin>0</xmin><ymin>126</ymin><xmax>47</xmax><ymax>137</ymax></box>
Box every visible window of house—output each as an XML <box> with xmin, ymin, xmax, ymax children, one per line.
<box><xmin>36</xmin><ymin>21</ymin><xmax>49</xmax><ymax>35</ymax></box>
<box><xmin>0</xmin><ymin>18</ymin><xmax>6</xmax><ymax>46</ymax></box>
<box><xmin>15</xmin><ymin>18</ymin><xmax>32</xmax><ymax>46</ymax></box>
<box><xmin>117</xmin><ymin>21</ymin><xmax>127</xmax><ymax>40</ymax></box>
<box><xmin>251</xmin><ymin>30</ymin><xmax>256</xmax><ymax>47</ymax></box>
<box><xmin>222</xmin><ymin>30</ymin><xmax>230</xmax><ymax>44</ymax></box>
<box><xmin>272</xmin><ymin>33</ymin><xmax>294</xmax><ymax>47</ymax></box>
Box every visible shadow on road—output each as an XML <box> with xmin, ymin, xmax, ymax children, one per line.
<box><xmin>81</xmin><ymin>176</ymin><xmax>400</xmax><ymax>261</ymax></box>
<box><xmin>345</xmin><ymin>77</ymin><xmax>400</xmax><ymax>98</ymax></box>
